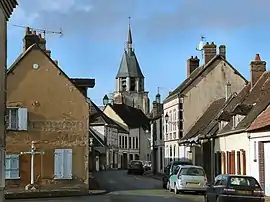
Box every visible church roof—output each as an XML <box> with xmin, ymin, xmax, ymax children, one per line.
<box><xmin>115</xmin><ymin>21</ymin><xmax>144</xmax><ymax>79</ymax></box>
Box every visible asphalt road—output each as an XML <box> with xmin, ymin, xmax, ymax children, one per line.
<box><xmin>13</xmin><ymin>170</ymin><xmax>204</xmax><ymax>202</ymax></box>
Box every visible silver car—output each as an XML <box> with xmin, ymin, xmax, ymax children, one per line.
<box><xmin>168</xmin><ymin>165</ymin><xmax>207</xmax><ymax>194</ymax></box>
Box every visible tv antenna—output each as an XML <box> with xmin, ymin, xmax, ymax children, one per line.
<box><xmin>12</xmin><ymin>24</ymin><xmax>63</xmax><ymax>39</ymax></box>
<box><xmin>196</xmin><ymin>36</ymin><xmax>205</xmax><ymax>60</ymax></box>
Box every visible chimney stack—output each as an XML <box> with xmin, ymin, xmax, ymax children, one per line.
<box><xmin>23</xmin><ymin>27</ymin><xmax>46</xmax><ymax>51</ymax></box>
<box><xmin>225</xmin><ymin>81</ymin><xmax>231</xmax><ymax>100</ymax></box>
<box><xmin>187</xmin><ymin>56</ymin><xmax>200</xmax><ymax>77</ymax></box>
<box><xmin>219</xmin><ymin>45</ymin><xmax>226</xmax><ymax>59</ymax></box>
<box><xmin>203</xmin><ymin>42</ymin><xmax>217</xmax><ymax>64</ymax></box>
<box><xmin>250</xmin><ymin>54</ymin><xmax>266</xmax><ymax>87</ymax></box>
<box><xmin>152</xmin><ymin>101</ymin><xmax>158</xmax><ymax>117</ymax></box>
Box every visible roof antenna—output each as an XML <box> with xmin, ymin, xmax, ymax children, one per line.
<box><xmin>196</xmin><ymin>36</ymin><xmax>205</xmax><ymax>60</ymax></box>
<box><xmin>13</xmin><ymin>24</ymin><xmax>64</xmax><ymax>39</ymax></box>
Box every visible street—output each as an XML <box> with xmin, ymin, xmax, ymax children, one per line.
<box><xmin>11</xmin><ymin>170</ymin><xmax>204</xmax><ymax>202</ymax></box>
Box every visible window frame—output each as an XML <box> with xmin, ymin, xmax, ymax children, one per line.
<box><xmin>5</xmin><ymin>154</ymin><xmax>20</xmax><ymax>180</ymax></box>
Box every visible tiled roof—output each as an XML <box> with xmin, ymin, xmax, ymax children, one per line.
<box><xmin>181</xmin><ymin>98</ymin><xmax>226</xmax><ymax>141</ymax></box>
<box><xmin>247</xmin><ymin>106</ymin><xmax>270</xmax><ymax>131</ymax></box>
<box><xmin>90</xmin><ymin>101</ymin><xmax>128</xmax><ymax>133</ymax></box>
<box><xmin>164</xmin><ymin>55</ymin><xmax>247</xmax><ymax>103</ymax></box>
<box><xmin>0</xmin><ymin>0</ymin><xmax>18</xmax><ymax>20</ymax></box>
<box><xmin>218</xmin><ymin>71</ymin><xmax>270</xmax><ymax>135</ymax></box>
<box><xmin>110</xmin><ymin>104</ymin><xmax>150</xmax><ymax>130</ymax></box>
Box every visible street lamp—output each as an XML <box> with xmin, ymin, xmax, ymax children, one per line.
<box><xmin>103</xmin><ymin>95</ymin><xmax>109</xmax><ymax>106</ymax></box>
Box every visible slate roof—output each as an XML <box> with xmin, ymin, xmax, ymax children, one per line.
<box><xmin>116</xmin><ymin>50</ymin><xmax>144</xmax><ymax>78</ymax></box>
<box><xmin>90</xmin><ymin>101</ymin><xmax>128</xmax><ymax>133</ymax></box>
<box><xmin>89</xmin><ymin>128</ymin><xmax>106</xmax><ymax>147</ymax></box>
<box><xmin>217</xmin><ymin>71</ymin><xmax>270</xmax><ymax>135</ymax></box>
<box><xmin>109</xmin><ymin>103</ymin><xmax>150</xmax><ymax>130</ymax></box>
<box><xmin>181</xmin><ymin>98</ymin><xmax>226</xmax><ymax>141</ymax></box>
<box><xmin>247</xmin><ymin>106</ymin><xmax>270</xmax><ymax>131</ymax></box>
<box><xmin>164</xmin><ymin>55</ymin><xmax>247</xmax><ymax>103</ymax></box>
<box><xmin>0</xmin><ymin>0</ymin><xmax>18</xmax><ymax>20</ymax></box>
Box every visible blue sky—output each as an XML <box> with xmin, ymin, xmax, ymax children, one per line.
<box><xmin>7</xmin><ymin>0</ymin><xmax>270</xmax><ymax>105</ymax></box>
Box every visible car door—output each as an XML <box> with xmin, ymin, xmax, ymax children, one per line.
<box><xmin>170</xmin><ymin>166</ymin><xmax>180</xmax><ymax>187</ymax></box>
<box><xmin>207</xmin><ymin>175</ymin><xmax>222</xmax><ymax>202</ymax></box>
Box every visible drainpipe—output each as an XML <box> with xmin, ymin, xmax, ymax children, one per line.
<box><xmin>210</xmin><ymin>137</ymin><xmax>215</xmax><ymax>183</ymax></box>
<box><xmin>177</xmin><ymin>93</ymin><xmax>181</xmax><ymax>160</ymax></box>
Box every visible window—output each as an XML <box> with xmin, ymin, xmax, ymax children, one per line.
<box><xmin>135</xmin><ymin>137</ymin><xmax>138</xmax><ymax>149</ymax></box>
<box><xmin>229</xmin><ymin>176</ymin><xmax>260</xmax><ymax>187</ymax></box>
<box><xmin>130</xmin><ymin>77</ymin><xmax>136</xmax><ymax>91</ymax></box>
<box><xmin>119</xmin><ymin>136</ymin><xmax>121</xmax><ymax>148</ymax></box>
<box><xmin>6</xmin><ymin>108</ymin><xmax>28</xmax><ymax>131</ymax></box>
<box><xmin>129</xmin><ymin>137</ymin><xmax>131</xmax><ymax>149</ymax></box>
<box><xmin>121</xmin><ymin>78</ymin><xmax>127</xmax><ymax>91</ymax></box>
<box><xmin>132</xmin><ymin>137</ymin><xmax>135</xmax><ymax>149</ymax></box>
<box><xmin>233</xmin><ymin>115</ymin><xmax>245</xmax><ymax>128</ymax></box>
<box><xmin>219</xmin><ymin>121</ymin><xmax>228</xmax><ymax>131</ymax></box>
<box><xmin>179</xmin><ymin>110</ymin><xmax>183</xmax><ymax>120</ymax></box>
<box><xmin>5</xmin><ymin>154</ymin><xmax>19</xmax><ymax>179</ymax></box>
<box><xmin>180</xmin><ymin>167</ymin><xmax>205</xmax><ymax>176</ymax></box>
<box><xmin>125</xmin><ymin>136</ymin><xmax>128</xmax><ymax>148</ymax></box>
<box><xmin>54</xmin><ymin>149</ymin><xmax>72</xmax><ymax>179</ymax></box>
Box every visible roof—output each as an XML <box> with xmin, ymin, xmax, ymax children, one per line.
<box><xmin>70</xmin><ymin>78</ymin><xmax>95</xmax><ymax>88</ymax></box>
<box><xmin>247</xmin><ymin>106</ymin><xmax>270</xmax><ymax>131</ymax></box>
<box><xmin>90</xmin><ymin>101</ymin><xmax>128</xmax><ymax>133</ymax></box>
<box><xmin>181</xmin><ymin>98</ymin><xmax>226</xmax><ymax>141</ymax></box>
<box><xmin>218</xmin><ymin>71</ymin><xmax>270</xmax><ymax>135</ymax></box>
<box><xmin>164</xmin><ymin>55</ymin><xmax>247</xmax><ymax>103</ymax></box>
<box><xmin>116</xmin><ymin>50</ymin><xmax>144</xmax><ymax>78</ymax></box>
<box><xmin>7</xmin><ymin>43</ymin><xmax>93</xmax><ymax>98</ymax></box>
<box><xmin>109</xmin><ymin>103</ymin><xmax>150</xmax><ymax>130</ymax></box>
<box><xmin>89</xmin><ymin>128</ymin><xmax>106</xmax><ymax>147</ymax></box>
<box><xmin>0</xmin><ymin>0</ymin><xmax>18</xmax><ymax>20</ymax></box>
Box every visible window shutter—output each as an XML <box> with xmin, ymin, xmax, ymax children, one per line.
<box><xmin>63</xmin><ymin>149</ymin><xmax>72</xmax><ymax>179</ymax></box>
<box><xmin>18</xmin><ymin>108</ymin><xmax>28</xmax><ymax>131</ymax></box>
<box><xmin>242</xmin><ymin>150</ymin><xmax>246</xmax><ymax>175</ymax></box>
<box><xmin>230</xmin><ymin>150</ymin><xmax>235</xmax><ymax>174</ymax></box>
<box><xmin>221</xmin><ymin>152</ymin><xmax>226</xmax><ymax>174</ymax></box>
<box><xmin>226</xmin><ymin>151</ymin><xmax>230</xmax><ymax>174</ymax></box>
<box><xmin>237</xmin><ymin>151</ymin><xmax>241</xmax><ymax>174</ymax></box>
<box><xmin>5</xmin><ymin>155</ymin><xmax>11</xmax><ymax>179</ymax></box>
<box><xmin>54</xmin><ymin>149</ymin><xmax>64</xmax><ymax>179</ymax></box>
<box><xmin>10</xmin><ymin>155</ymin><xmax>19</xmax><ymax>178</ymax></box>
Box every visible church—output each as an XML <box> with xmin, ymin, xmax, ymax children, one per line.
<box><xmin>112</xmin><ymin>20</ymin><xmax>150</xmax><ymax>115</ymax></box>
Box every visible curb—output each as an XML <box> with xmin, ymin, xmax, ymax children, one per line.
<box><xmin>5</xmin><ymin>190</ymin><xmax>109</xmax><ymax>199</ymax></box>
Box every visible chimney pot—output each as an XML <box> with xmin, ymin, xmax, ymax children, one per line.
<box><xmin>54</xmin><ymin>60</ymin><xmax>58</xmax><ymax>65</ymax></box>
<box><xmin>250</xmin><ymin>54</ymin><xmax>266</xmax><ymax>87</ymax></box>
<box><xmin>187</xmin><ymin>55</ymin><xmax>200</xmax><ymax>77</ymax></box>
<box><xmin>203</xmin><ymin>41</ymin><xmax>217</xmax><ymax>64</ymax></box>
<box><xmin>45</xmin><ymin>50</ymin><xmax>51</xmax><ymax>57</ymax></box>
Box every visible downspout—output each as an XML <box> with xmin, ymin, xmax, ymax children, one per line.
<box><xmin>177</xmin><ymin>93</ymin><xmax>181</xmax><ymax>160</ymax></box>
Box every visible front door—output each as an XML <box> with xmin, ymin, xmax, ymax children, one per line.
<box><xmin>123</xmin><ymin>153</ymin><xmax>128</xmax><ymax>169</ymax></box>
<box><xmin>264</xmin><ymin>142</ymin><xmax>270</xmax><ymax>195</ymax></box>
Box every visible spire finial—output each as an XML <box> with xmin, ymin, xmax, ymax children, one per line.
<box><xmin>126</xmin><ymin>16</ymin><xmax>132</xmax><ymax>52</ymax></box>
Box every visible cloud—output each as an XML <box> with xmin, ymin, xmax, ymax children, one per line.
<box><xmin>9</xmin><ymin>0</ymin><xmax>270</xmax><ymax>41</ymax></box>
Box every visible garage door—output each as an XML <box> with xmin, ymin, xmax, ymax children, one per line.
<box><xmin>264</xmin><ymin>142</ymin><xmax>270</xmax><ymax>195</ymax></box>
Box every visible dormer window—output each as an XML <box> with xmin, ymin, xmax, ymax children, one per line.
<box><xmin>233</xmin><ymin>114</ymin><xmax>245</xmax><ymax>128</ymax></box>
<box><xmin>130</xmin><ymin>77</ymin><xmax>136</xmax><ymax>91</ymax></box>
<box><xmin>121</xmin><ymin>78</ymin><xmax>126</xmax><ymax>91</ymax></box>
<box><xmin>219</xmin><ymin>121</ymin><xmax>228</xmax><ymax>131</ymax></box>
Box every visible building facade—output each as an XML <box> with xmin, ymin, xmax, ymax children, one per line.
<box><xmin>5</xmin><ymin>29</ymin><xmax>94</xmax><ymax>190</ymax></box>
<box><xmin>112</xmin><ymin>21</ymin><xmax>150</xmax><ymax>115</ymax></box>
<box><xmin>163</xmin><ymin>43</ymin><xmax>247</xmax><ymax>165</ymax></box>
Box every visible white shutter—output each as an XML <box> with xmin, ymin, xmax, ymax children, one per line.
<box><xmin>54</xmin><ymin>149</ymin><xmax>64</xmax><ymax>179</ymax></box>
<box><xmin>63</xmin><ymin>149</ymin><xmax>72</xmax><ymax>179</ymax></box>
<box><xmin>18</xmin><ymin>108</ymin><xmax>28</xmax><ymax>131</ymax></box>
<box><xmin>10</xmin><ymin>155</ymin><xmax>19</xmax><ymax>178</ymax></box>
<box><xmin>5</xmin><ymin>155</ymin><xmax>11</xmax><ymax>179</ymax></box>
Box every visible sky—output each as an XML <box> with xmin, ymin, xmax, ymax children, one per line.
<box><xmin>6</xmin><ymin>0</ymin><xmax>270</xmax><ymax>106</ymax></box>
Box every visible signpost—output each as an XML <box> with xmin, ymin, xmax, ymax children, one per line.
<box><xmin>20</xmin><ymin>141</ymin><xmax>45</xmax><ymax>190</ymax></box>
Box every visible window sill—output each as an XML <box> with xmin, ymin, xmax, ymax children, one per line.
<box><xmin>6</xmin><ymin>177</ymin><xmax>20</xmax><ymax>180</ymax></box>
<box><xmin>54</xmin><ymin>177</ymin><xmax>73</xmax><ymax>180</ymax></box>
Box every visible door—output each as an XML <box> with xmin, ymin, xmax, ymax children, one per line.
<box><xmin>123</xmin><ymin>153</ymin><xmax>128</xmax><ymax>169</ymax></box>
<box><xmin>264</xmin><ymin>143</ymin><xmax>270</xmax><ymax>195</ymax></box>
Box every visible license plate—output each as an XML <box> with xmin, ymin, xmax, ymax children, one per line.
<box><xmin>187</xmin><ymin>182</ymin><xmax>199</xmax><ymax>185</ymax></box>
<box><xmin>237</xmin><ymin>190</ymin><xmax>251</xmax><ymax>195</ymax></box>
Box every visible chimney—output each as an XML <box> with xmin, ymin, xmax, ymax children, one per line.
<box><xmin>187</xmin><ymin>56</ymin><xmax>200</xmax><ymax>77</ymax></box>
<box><xmin>203</xmin><ymin>42</ymin><xmax>217</xmax><ymax>64</ymax></box>
<box><xmin>23</xmin><ymin>27</ymin><xmax>46</xmax><ymax>51</ymax></box>
<box><xmin>219</xmin><ymin>45</ymin><xmax>226</xmax><ymax>59</ymax></box>
<box><xmin>152</xmin><ymin>101</ymin><xmax>158</xmax><ymax>117</ymax></box>
<box><xmin>225</xmin><ymin>81</ymin><xmax>231</xmax><ymax>100</ymax></box>
<box><xmin>250</xmin><ymin>54</ymin><xmax>266</xmax><ymax>87</ymax></box>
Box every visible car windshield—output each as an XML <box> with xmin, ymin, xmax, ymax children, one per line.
<box><xmin>229</xmin><ymin>177</ymin><xmax>260</xmax><ymax>187</ymax></box>
<box><xmin>180</xmin><ymin>167</ymin><xmax>205</xmax><ymax>176</ymax></box>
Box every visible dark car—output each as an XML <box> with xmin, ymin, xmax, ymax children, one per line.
<box><xmin>205</xmin><ymin>174</ymin><xmax>265</xmax><ymax>202</ymax></box>
<box><xmin>162</xmin><ymin>160</ymin><xmax>193</xmax><ymax>189</ymax></box>
<box><xmin>127</xmin><ymin>160</ymin><xmax>144</xmax><ymax>175</ymax></box>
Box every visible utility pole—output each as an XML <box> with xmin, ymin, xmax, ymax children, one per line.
<box><xmin>0</xmin><ymin>1</ymin><xmax>19</xmax><ymax>201</ymax></box>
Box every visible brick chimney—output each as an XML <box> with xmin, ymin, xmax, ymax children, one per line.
<box><xmin>219</xmin><ymin>45</ymin><xmax>226</xmax><ymax>59</ymax></box>
<box><xmin>203</xmin><ymin>42</ymin><xmax>217</xmax><ymax>64</ymax></box>
<box><xmin>250</xmin><ymin>54</ymin><xmax>266</xmax><ymax>87</ymax></box>
<box><xmin>187</xmin><ymin>56</ymin><xmax>200</xmax><ymax>77</ymax></box>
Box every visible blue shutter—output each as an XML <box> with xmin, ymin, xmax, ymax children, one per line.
<box><xmin>18</xmin><ymin>108</ymin><xmax>28</xmax><ymax>130</ymax></box>
<box><xmin>63</xmin><ymin>149</ymin><xmax>72</xmax><ymax>179</ymax></box>
<box><xmin>5</xmin><ymin>155</ymin><xmax>11</xmax><ymax>179</ymax></box>
<box><xmin>10</xmin><ymin>155</ymin><xmax>19</xmax><ymax>178</ymax></box>
<box><xmin>54</xmin><ymin>149</ymin><xmax>64</xmax><ymax>179</ymax></box>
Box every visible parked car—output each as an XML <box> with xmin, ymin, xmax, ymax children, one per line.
<box><xmin>168</xmin><ymin>165</ymin><xmax>207</xmax><ymax>194</ymax></box>
<box><xmin>162</xmin><ymin>160</ymin><xmax>193</xmax><ymax>189</ymax></box>
<box><xmin>127</xmin><ymin>160</ymin><xmax>144</xmax><ymax>175</ymax></box>
<box><xmin>204</xmin><ymin>174</ymin><xmax>265</xmax><ymax>202</ymax></box>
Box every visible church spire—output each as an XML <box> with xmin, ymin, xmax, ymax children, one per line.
<box><xmin>126</xmin><ymin>17</ymin><xmax>132</xmax><ymax>53</ymax></box>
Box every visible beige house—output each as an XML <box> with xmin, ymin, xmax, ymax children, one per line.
<box><xmin>163</xmin><ymin>42</ymin><xmax>247</xmax><ymax>165</ymax></box>
<box><xmin>103</xmin><ymin>103</ymin><xmax>150</xmax><ymax>168</ymax></box>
